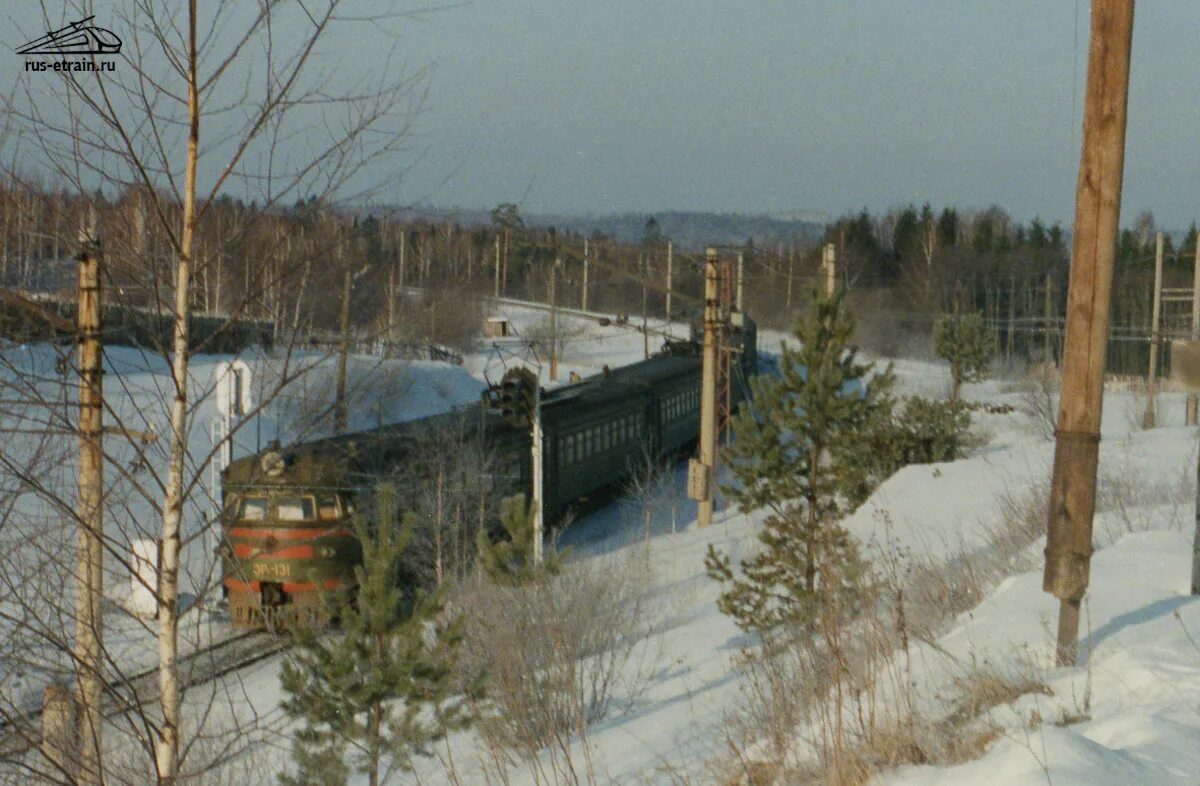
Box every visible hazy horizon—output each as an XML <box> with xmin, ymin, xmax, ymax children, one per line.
<box><xmin>384</xmin><ymin>2</ymin><xmax>1196</xmax><ymax>229</ymax></box>
<box><xmin>4</xmin><ymin>2</ymin><xmax>1196</xmax><ymax>229</ymax></box>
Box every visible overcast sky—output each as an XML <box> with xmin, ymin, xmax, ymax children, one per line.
<box><xmin>380</xmin><ymin>1</ymin><xmax>1195</xmax><ymax>228</ymax></box>
<box><xmin>5</xmin><ymin>2</ymin><xmax>1196</xmax><ymax>228</ymax></box>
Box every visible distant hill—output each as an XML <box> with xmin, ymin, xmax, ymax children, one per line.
<box><xmin>371</xmin><ymin>205</ymin><xmax>826</xmax><ymax>250</ymax></box>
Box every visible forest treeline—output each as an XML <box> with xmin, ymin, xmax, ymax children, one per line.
<box><xmin>1</xmin><ymin>178</ymin><xmax>1194</xmax><ymax>371</ymax></box>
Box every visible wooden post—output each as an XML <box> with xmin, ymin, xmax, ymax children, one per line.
<box><xmin>76</xmin><ymin>241</ymin><xmax>104</xmax><ymax>784</ymax></box>
<box><xmin>665</xmin><ymin>240</ymin><xmax>673</xmax><ymax>322</ymax></box>
<box><xmin>1043</xmin><ymin>0</ymin><xmax>1135</xmax><ymax>669</ymax></box>
<box><xmin>697</xmin><ymin>249</ymin><xmax>719</xmax><ymax>528</ymax></box>
<box><xmin>582</xmin><ymin>237</ymin><xmax>590</xmax><ymax>311</ymax></box>
<box><xmin>1188</xmin><ymin>231</ymin><xmax>1200</xmax><ymax>425</ymax></box>
<box><xmin>1145</xmin><ymin>231</ymin><xmax>1164</xmax><ymax>428</ymax></box>
<box><xmin>502</xmin><ymin>227</ymin><xmax>509</xmax><ymax>297</ymax></box>
<box><xmin>642</xmin><ymin>265</ymin><xmax>650</xmax><ymax>361</ymax></box>
<box><xmin>493</xmin><ymin>234</ymin><xmax>501</xmax><ymax>298</ymax></box>
<box><xmin>736</xmin><ymin>251</ymin><xmax>745</xmax><ymax>312</ymax></box>
<box><xmin>822</xmin><ymin>242</ymin><xmax>836</xmax><ymax>297</ymax></box>
<box><xmin>549</xmin><ymin>258</ymin><xmax>559</xmax><ymax>381</ymax></box>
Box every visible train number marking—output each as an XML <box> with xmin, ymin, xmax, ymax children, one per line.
<box><xmin>252</xmin><ymin>562</ymin><xmax>291</xmax><ymax>579</ymax></box>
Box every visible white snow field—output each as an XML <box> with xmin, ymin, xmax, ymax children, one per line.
<box><xmin>2</xmin><ymin>303</ymin><xmax>1198</xmax><ymax>785</ymax></box>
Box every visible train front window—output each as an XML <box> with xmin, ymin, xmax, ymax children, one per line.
<box><xmin>317</xmin><ymin>495</ymin><xmax>340</xmax><ymax>520</ymax></box>
<box><xmin>239</xmin><ymin>497</ymin><xmax>268</xmax><ymax>521</ymax></box>
<box><xmin>277</xmin><ymin>496</ymin><xmax>315</xmax><ymax>521</ymax></box>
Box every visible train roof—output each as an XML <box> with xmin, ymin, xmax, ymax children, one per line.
<box><xmin>223</xmin><ymin>403</ymin><xmax>512</xmax><ymax>489</ymax></box>
<box><xmin>541</xmin><ymin>354</ymin><xmax>700</xmax><ymax>412</ymax></box>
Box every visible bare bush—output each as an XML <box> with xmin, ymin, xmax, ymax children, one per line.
<box><xmin>1018</xmin><ymin>362</ymin><xmax>1059</xmax><ymax>440</ymax></box>
<box><xmin>392</xmin><ymin>287</ymin><xmax>486</xmax><ymax>353</ymax></box>
<box><xmin>456</xmin><ymin>552</ymin><xmax>659</xmax><ymax>758</ymax></box>
<box><xmin>520</xmin><ymin>316</ymin><xmax>589</xmax><ymax>367</ymax></box>
<box><xmin>1094</xmin><ymin>447</ymin><xmax>1192</xmax><ymax>542</ymax></box>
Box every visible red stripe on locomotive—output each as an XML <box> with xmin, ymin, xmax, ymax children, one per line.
<box><xmin>224</xmin><ymin>577</ymin><xmax>351</xmax><ymax>593</ymax></box>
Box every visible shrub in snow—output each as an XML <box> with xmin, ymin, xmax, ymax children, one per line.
<box><xmin>279</xmin><ymin>484</ymin><xmax>474</xmax><ymax>786</ymax></box>
<box><xmin>933</xmin><ymin>311</ymin><xmax>995</xmax><ymax>402</ymax></box>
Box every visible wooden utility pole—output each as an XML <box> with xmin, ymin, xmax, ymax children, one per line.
<box><xmin>1144</xmin><ymin>231</ymin><xmax>1164</xmax><ymax>428</ymax></box>
<box><xmin>665</xmin><ymin>240</ymin><xmax>673</xmax><ymax>322</ymax></box>
<box><xmin>76</xmin><ymin>240</ymin><xmax>104</xmax><ymax>784</ymax></box>
<box><xmin>736</xmin><ymin>251</ymin><xmax>745</xmax><ymax>312</ymax></box>
<box><xmin>695</xmin><ymin>249</ymin><xmax>719</xmax><ymax>528</ymax></box>
<box><xmin>582</xmin><ymin>237</ymin><xmax>590</xmax><ymax>311</ymax></box>
<box><xmin>1188</xmin><ymin>231</ymin><xmax>1200</xmax><ymax>425</ymax></box>
<box><xmin>493</xmin><ymin>235</ymin><xmax>501</xmax><ymax>298</ymax></box>
<box><xmin>502</xmin><ymin>228</ymin><xmax>509</xmax><ymax>297</ymax></box>
<box><xmin>642</xmin><ymin>256</ymin><xmax>650</xmax><ymax>360</ymax></box>
<box><xmin>549</xmin><ymin>258</ymin><xmax>560</xmax><ymax>381</ymax></box>
<box><xmin>822</xmin><ymin>243</ymin><xmax>836</xmax><ymax>297</ymax></box>
<box><xmin>1043</xmin><ymin>0</ymin><xmax>1135</xmax><ymax>669</ymax></box>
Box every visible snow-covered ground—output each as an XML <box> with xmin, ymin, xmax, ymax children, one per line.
<box><xmin>2</xmin><ymin>303</ymin><xmax>1198</xmax><ymax>784</ymax></box>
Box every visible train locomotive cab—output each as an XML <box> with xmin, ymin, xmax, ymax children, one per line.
<box><xmin>221</xmin><ymin>448</ymin><xmax>361</xmax><ymax>628</ymax></box>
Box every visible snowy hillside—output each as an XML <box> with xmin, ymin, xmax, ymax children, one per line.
<box><xmin>2</xmin><ymin>303</ymin><xmax>1197</xmax><ymax>785</ymax></box>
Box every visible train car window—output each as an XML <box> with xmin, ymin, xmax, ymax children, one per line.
<box><xmin>239</xmin><ymin>497</ymin><xmax>268</xmax><ymax>521</ymax></box>
<box><xmin>222</xmin><ymin>494</ymin><xmax>240</xmax><ymax>516</ymax></box>
<box><xmin>317</xmin><ymin>495</ymin><xmax>340</xmax><ymax>520</ymax></box>
<box><xmin>277</xmin><ymin>496</ymin><xmax>315</xmax><ymax>521</ymax></box>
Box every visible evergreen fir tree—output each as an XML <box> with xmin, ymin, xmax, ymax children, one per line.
<box><xmin>705</xmin><ymin>288</ymin><xmax>893</xmax><ymax>633</ymax></box>
<box><xmin>933</xmin><ymin>311</ymin><xmax>995</xmax><ymax>402</ymax></box>
<box><xmin>475</xmin><ymin>494</ymin><xmax>561</xmax><ymax>586</ymax></box>
<box><xmin>280</xmin><ymin>484</ymin><xmax>474</xmax><ymax>786</ymax></box>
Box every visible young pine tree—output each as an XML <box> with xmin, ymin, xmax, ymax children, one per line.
<box><xmin>280</xmin><ymin>484</ymin><xmax>475</xmax><ymax>786</ymax></box>
<box><xmin>705</xmin><ymin>288</ymin><xmax>893</xmax><ymax>633</ymax></box>
<box><xmin>475</xmin><ymin>494</ymin><xmax>561</xmax><ymax>586</ymax></box>
<box><xmin>933</xmin><ymin>311</ymin><xmax>995</xmax><ymax>402</ymax></box>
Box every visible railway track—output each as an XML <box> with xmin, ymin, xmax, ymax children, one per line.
<box><xmin>0</xmin><ymin>628</ymin><xmax>288</xmax><ymax>760</ymax></box>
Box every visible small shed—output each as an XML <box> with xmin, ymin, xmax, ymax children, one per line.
<box><xmin>483</xmin><ymin>316</ymin><xmax>511</xmax><ymax>338</ymax></box>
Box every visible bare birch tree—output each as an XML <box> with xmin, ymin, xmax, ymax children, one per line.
<box><xmin>2</xmin><ymin>1</ymin><xmax>428</xmax><ymax>783</ymax></box>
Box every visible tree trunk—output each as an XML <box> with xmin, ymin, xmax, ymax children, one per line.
<box><xmin>156</xmin><ymin>6</ymin><xmax>199</xmax><ymax>782</ymax></box>
<box><xmin>368</xmin><ymin>694</ymin><xmax>381</xmax><ymax>786</ymax></box>
<box><xmin>434</xmin><ymin>470</ymin><xmax>444</xmax><ymax>587</ymax></box>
